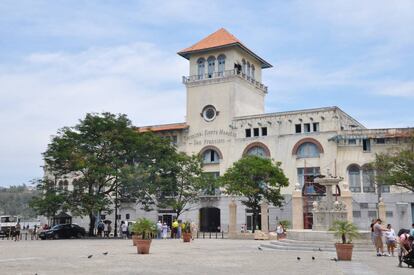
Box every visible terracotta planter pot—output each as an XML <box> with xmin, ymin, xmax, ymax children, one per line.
<box><xmin>136</xmin><ymin>239</ymin><xmax>152</xmax><ymax>254</ymax></box>
<box><xmin>335</xmin><ymin>243</ymin><xmax>354</xmax><ymax>261</ymax></box>
<box><xmin>132</xmin><ymin>235</ymin><xmax>141</xmax><ymax>246</ymax></box>
<box><xmin>183</xmin><ymin>232</ymin><xmax>191</xmax><ymax>243</ymax></box>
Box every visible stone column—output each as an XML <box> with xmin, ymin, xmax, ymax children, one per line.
<box><xmin>260</xmin><ymin>201</ymin><xmax>269</xmax><ymax>233</ymax></box>
<box><xmin>378</xmin><ymin>197</ymin><xmax>386</xmax><ymax>223</ymax></box>
<box><xmin>340</xmin><ymin>182</ymin><xmax>353</xmax><ymax>222</ymax></box>
<box><xmin>292</xmin><ymin>183</ymin><xmax>303</xmax><ymax>230</ymax></box>
<box><xmin>228</xmin><ymin>199</ymin><xmax>237</xmax><ymax>238</ymax></box>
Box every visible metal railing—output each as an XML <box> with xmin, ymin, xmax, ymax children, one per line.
<box><xmin>182</xmin><ymin>69</ymin><xmax>268</xmax><ymax>93</ymax></box>
<box><xmin>196</xmin><ymin>231</ymin><xmax>224</xmax><ymax>239</ymax></box>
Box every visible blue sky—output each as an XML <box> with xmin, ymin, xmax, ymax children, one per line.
<box><xmin>0</xmin><ymin>0</ymin><xmax>413</xmax><ymax>186</ymax></box>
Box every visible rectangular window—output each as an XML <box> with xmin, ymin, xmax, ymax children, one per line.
<box><xmin>363</xmin><ymin>139</ymin><xmax>371</xmax><ymax>152</ymax></box>
<box><xmin>368</xmin><ymin>211</ymin><xmax>377</xmax><ymax>218</ymax></box>
<box><xmin>297</xmin><ymin>167</ymin><xmax>320</xmax><ymax>189</ymax></box>
<box><xmin>360</xmin><ymin>203</ymin><xmax>368</xmax><ymax>209</ymax></box>
<box><xmin>126</xmin><ymin>214</ymin><xmax>130</xmax><ymax>220</ymax></box>
<box><xmin>245</xmin><ymin>129</ymin><xmax>251</xmax><ymax>138</ymax></box>
<box><xmin>375</xmin><ymin>138</ymin><xmax>385</xmax><ymax>144</ymax></box>
<box><xmin>386</xmin><ymin>211</ymin><xmax>393</xmax><ymax>218</ymax></box>
<box><xmin>261</xmin><ymin>127</ymin><xmax>267</xmax><ymax>136</ymax></box>
<box><xmin>348</xmin><ymin>139</ymin><xmax>356</xmax><ymax>145</ymax></box>
<box><xmin>295</xmin><ymin>124</ymin><xmax>301</xmax><ymax>133</ymax></box>
<box><xmin>117</xmin><ymin>214</ymin><xmax>121</xmax><ymax>220</ymax></box>
<box><xmin>253</xmin><ymin>128</ymin><xmax>259</xmax><ymax>137</ymax></box>
<box><xmin>352</xmin><ymin>211</ymin><xmax>361</xmax><ymax>218</ymax></box>
<box><xmin>312</xmin><ymin>122</ymin><xmax>319</xmax><ymax>132</ymax></box>
<box><xmin>381</xmin><ymin>185</ymin><xmax>390</xmax><ymax>193</ymax></box>
<box><xmin>304</xmin><ymin>123</ymin><xmax>311</xmax><ymax>133</ymax></box>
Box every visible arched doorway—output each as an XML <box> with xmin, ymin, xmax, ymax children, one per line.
<box><xmin>199</xmin><ymin>207</ymin><xmax>221</xmax><ymax>232</ymax></box>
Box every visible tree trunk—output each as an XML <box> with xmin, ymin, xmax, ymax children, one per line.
<box><xmin>89</xmin><ymin>213</ymin><xmax>96</xmax><ymax>237</ymax></box>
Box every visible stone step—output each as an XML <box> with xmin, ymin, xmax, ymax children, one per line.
<box><xmin>261</xmin><ymin>239</ymin><xmax>376</xmax><ymax>252</ymax></box>
<box><xmin>277</xmin><ymin>238</ymin><xmax>373</xmax><ymax>247</ymax></box>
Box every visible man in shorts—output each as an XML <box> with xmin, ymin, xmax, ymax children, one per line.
<box><xmin>373</xmin><ymin>218</ymin><xmax>389</xmax><ymax>256</ymax></box>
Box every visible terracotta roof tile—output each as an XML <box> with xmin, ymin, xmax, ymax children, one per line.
<box><xmin>137</xmin><ymin>123</ymin><xmax>188</xmax><ymax>133</ymax></box>
<box><xmin>178</xmin><ymin>28</ymin><xmax>241</xmax><ymax>54</ymax></box>
<box><xmin>177</xmin><ymin>28</ymin><xmax>272</xmax><ymax>68</ymax></box>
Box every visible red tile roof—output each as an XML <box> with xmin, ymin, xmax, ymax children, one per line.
<box><xmin>136</xmin><ymin>123</ymin><xmax>188</xmax><ymax>133</ymax></box>
<box><xmin>178</xmin><ymin>28</ymin><xmax>241</xmax><ymax>54</ymax></box>
<box><xmin>178</xmin><ymin>28</ymin><xmax>272</xmax><ymax>68</ymax></box>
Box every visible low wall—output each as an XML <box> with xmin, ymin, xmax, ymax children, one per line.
<box><xmin>286</xmin><ymin>229</ymin><xmax>371</xmax><ymax>243</ymax></box>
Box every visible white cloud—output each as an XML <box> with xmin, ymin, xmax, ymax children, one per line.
<box><xmin>0</xmin><ymin>42</ymin><xmax>188</xmax><ymax>186</ymax></box>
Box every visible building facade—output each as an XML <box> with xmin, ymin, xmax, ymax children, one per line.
<box><xmin>72</xmin><ymin>28</ymin><xmax>414</xmax><ymax>232</ymax></box>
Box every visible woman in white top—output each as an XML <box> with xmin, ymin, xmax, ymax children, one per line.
<box><xmin>385</xmin><ymin>224</ymin><xmax>396</xmax><ymax>256</ymax></box>
<box><xmin>276</xmin><ymin>223</ymin><xmax>285</xmax><ymax>240</ymax></box>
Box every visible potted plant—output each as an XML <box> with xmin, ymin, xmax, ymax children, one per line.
<box><xmin>330</xmin><ymin>220</ymin><xmax>360</xmax><ymax>261</ymax></box>
<box><xmin>182</xmin><ymin>221</ymin><xmax>191</xmax><ymax>242</ymax></box>
<box><xmin>130</xmin><ymin>218</ymin><xmax>157</xmax><ymax>254</ymax></box>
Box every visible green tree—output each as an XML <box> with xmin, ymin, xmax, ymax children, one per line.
<box><xmin>29</xmin><ymin>178</ymin><xmax>67</xmax><ymax>222</ymax></box>
<box><xmin>123</xmin><ymin>153</ymin><xmax>206</xmax><ymax>219</ymax></box>
<box><xmin>220</xmin><ymin>156</ymin><xmax>289</xmax><ymax>232</ymax></box>
<box><xmin>0</xmin><ymin>184</ymin><xmax>38</xmax><ymax>218</ymax></box>
<box><xmin>41</xmin><ymin>112</ymin><xmax>173</xmax><ymax>235</ymax></box>
<box><xmin>373</xmin><ymin>137</ymin><xmax>414</xmax><ymax>192</ymax></box>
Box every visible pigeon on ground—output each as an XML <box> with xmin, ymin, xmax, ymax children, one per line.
<box><xmin>297</xmin><ymin>257</ymin><xmax>301</xmax><ymax>261</ymax></box>
<box><xmin>312</xmin><ymin>256</ymin><xmax>315</xmax><ymax>260</ymax></box>
<box><xmin>318</xmin><ymin>248</ymin><xmax>322</xmax><ymax>252</ymax></box>
<box><xmin>330</xmin><ymin>258</ymin><xmax>337</xmax><ymax>262</ymax></box>
<box><xmin>257</xmin><ymin>246</ymin><xmax>263</xmax><ymax>251</ymax></box>
<box><xmin>87</xmin><ymin>255</ymin><xmax>93</xmax><ymax>259</ymax></box>
<box><xmin>103</xmin><ymin>252</ymin><xmax>108</xmax><ymax>255</ymax></box>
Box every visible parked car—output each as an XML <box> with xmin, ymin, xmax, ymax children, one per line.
<box><xmin>39</xmin><ymin>224</ymin><xmax>86</xmax><ymax>240</ymax></box>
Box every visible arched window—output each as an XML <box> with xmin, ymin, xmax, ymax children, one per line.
<box><xmin>362</xmin><ymin>166</ymin><xmax>375</xmax><ymax>193</ymax></box>
<box><xmin>207</xmin><ymin>56</ymin><xmax>216</xmax><ymax>78</ymax></box>
<box><xmin>202</xmin><ymin>149</ymin><xmax>220</xmax><ymax>164</ymax></box>
<box><xmin>251</xmin><ymin>65</ymin><xmax>255</xmax><ymax>80</ymax></box>
<box><xmin>218</xmin><ymin>55</ymin><xmax>225</xmax><ymax>76</ymax></box>
<box><xmin>246</xmin><ymin>146</ymin><xmax>267</xmax><ymax>157</ymax></box>
<box><xmin>197</xmin><ymin>58</ymin><xmax>205</xmax><ymax>80</ymax></box>
<box><xmin>242</xmin><ymin>59</ymin><xmax>246</xmax><ymax>74</ymax></box>
<box><xmin>247</xmin><ymin>62</ymin><xmax>251</xmax><ymax>78</ymax></box>
<box><xmin>297</xmin><ymin>142</ymin><xmax>320</xmax><ymax>158</ymax></box>
<box><xmin>348</xmin><ymin>165</ymin><xmax>361</xmax><ymax>192</ymax></box>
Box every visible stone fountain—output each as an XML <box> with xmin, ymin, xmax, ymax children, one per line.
<box><xmin>312</xmin><ymin>175</ymin><xmax>347</xmax><ymax>231</ymax></box>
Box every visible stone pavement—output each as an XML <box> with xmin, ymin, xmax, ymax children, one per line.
<box><xmin>0</xmin><ymin>238</ymin><xmax>412</xmax><ymax>275</ymax></box>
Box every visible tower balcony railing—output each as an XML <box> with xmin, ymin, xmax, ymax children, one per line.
<box><xmin>182</xmin><ymin>69</ymin><xmax>268</xmax><ymax>93</ymax></box>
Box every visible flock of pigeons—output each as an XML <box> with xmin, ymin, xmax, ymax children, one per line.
<box><xmin>257</xmin><ymin>246</ymin><xmax>338</xmax><ymax>262</ymax></box>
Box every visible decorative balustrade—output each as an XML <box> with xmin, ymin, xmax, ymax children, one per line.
<box><xmin>182</xmin><ymin>69</ymin><xmax>268</xmax><ymax>93</ymax></box>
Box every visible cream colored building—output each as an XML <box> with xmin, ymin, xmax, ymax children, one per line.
<box><xmin>74</xmin><ymin>29</ymin><xmax>414</xmax><ymax>232</ymax></box>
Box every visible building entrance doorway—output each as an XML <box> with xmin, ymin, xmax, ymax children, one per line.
<box><xmin>199</xmin><ymin>207</ymin><xmax>221</xmax><ymax>232</ymax></box>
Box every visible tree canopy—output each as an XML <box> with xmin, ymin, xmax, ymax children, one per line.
<box><xmin>220</xmin><ymin>156</ymin><xmax>289</xmax><ymax>231</ymax></box>
<box><xmin>122</xmin><ymin>153</ymin><xmax>207</xmax><ymax>219</ymax></box>
<box><xmin>373</xmin><ymin>137</ymin><xmax>414</xmax><ymax>192</ymax></box>
<box><xmin>36</xmin><ymin>112</ymin><xmax>174</xmax><ymax>235</ymax></box>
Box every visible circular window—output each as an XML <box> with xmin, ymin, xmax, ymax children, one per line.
<box><xmin>202</xmin><ymin>105</ymin><xmax>217</xmax><ymax>122</ymax></box>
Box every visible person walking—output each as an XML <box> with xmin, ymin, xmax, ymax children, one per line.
<box><xmin>162</xmin><ymin>223</ymin><xmax>168</xmax><ymax>240</ymax></box>
<box><xmin>384</xmin><ymin>224</ymin><xmax>396</xmax><ymax>256</ymax></box>
<box><xmin>97</xmin><ymin>221</ymin><xmax>104</xmax><ymax>238</ymax></box>
<box><xmin>177</xmin><ymin>221</ymin><xmax>182</xmax><ymax>239</ymax></box>
<box><xmin>190</xmin><ymin>222</ymin><xmax>197</xmax><ymax>240</ymax></box>
<box><xmin>121</xmin><ymin>221</ymin><xmax>128</xmax><ymax>239</ymax></box>
<box><xmin>373</xmin><ymin>218</ymin><xmax>388</xmax><ymax>256</ymax></box>
<box><xmin>156</xmin><ymin>221</ymin><xmax>162</xmax><ymax>239</ymax></box>
<box><xmin>104</xmin><ymin>222</ymin><xmax>109</xmax><ymax>238</ymax></box>
<box><xmin>172</xmin><ymin>219</ymin><xmax>179</xmax><ymax>239</ymax></box>
<box><xmin>14</xmin><ymin>222</ymin><xmax>21</xmax><ymax>241</ymax></box>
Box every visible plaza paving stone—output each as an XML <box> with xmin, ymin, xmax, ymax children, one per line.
<box><xmin>0</xmin><ymin>238</ymin><xmax>412</xmax><ymax>275</ymax></box>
